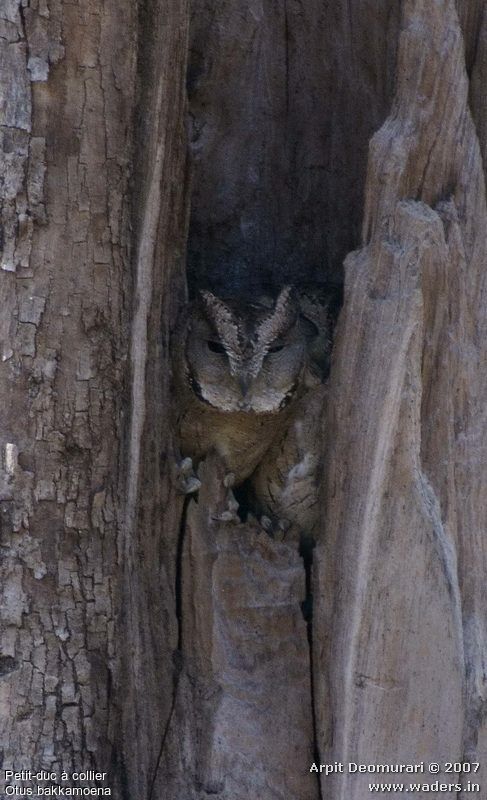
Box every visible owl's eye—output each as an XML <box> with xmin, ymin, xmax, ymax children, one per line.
<box><xmin>207</xmin><ymin>340</ymin><xmax>226</xmax><ymax>354</ymax></box>
<box><xmin>268</xmin><ymin>344</ymin><xmax>284</xmax><ymax>354</ymax></box>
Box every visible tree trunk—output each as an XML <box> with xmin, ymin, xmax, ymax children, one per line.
<box><xmin>119</xmin><ymin>0</ymin><xmax>189</xmax><ymax>796</ymax></box>
<box><xmin>0</xmin><ymin>0</ymin><xmax>136</xmax><ymax>780</ymax></box>
<box><xmin>315</xmin><ymin>3</ymin><xmax>487</xmax><ymax>798</ymax></box>
<box><xmin>2</xmin><ymin>1</ymin><xmax>487</xmax><ymax>799</ymax></box>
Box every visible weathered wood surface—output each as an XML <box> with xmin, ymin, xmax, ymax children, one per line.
<box><xmin>158</xmin><ymin>456</ymin><xmax>319</xmax><ymax>800</ymax></box>
<box><xmin>315</xmin><ymin>2</ymin><xmax>487</xmax><ymax>797</ymax></box>
<box><xmin>0</xmin><ymin>0</ymin><xmax>190</xmax><ymax>796</ymax></box>
<box><xmin>120</xmin><ymin>0</ymin><xmax>190</xmax><ymax>796</ymax></box>
<box><xmin>2</xmin><ymin>1</ymin><xmax>487</xmax><ymax>799</ymax></box>
<box><xmin>0</xmin><ymin>0</ymin><xmax>135</xmax><ymax>783</ymax></box>
<box><xmin>186</xmin><ymin>0</ymin><xmax>397</xmax><ymax>295</ymax></box>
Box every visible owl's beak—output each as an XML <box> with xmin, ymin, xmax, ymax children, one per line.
<box><xmin>239</xmin><ymin>375</ymin><xmax>250</xmax><ymax>398</ymax></box>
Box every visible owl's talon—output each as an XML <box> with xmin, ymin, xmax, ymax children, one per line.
<box><xmin>223</xmin><ymin>472</ymin><xmax>236</xmax><ymax>488</ymax></box>
<box><xmin>212</xmin><ymin>487</ymin><xmax>240</xmax><ymax>523</ymax></box>
<box><xmin>177</xmin><ymin>457</ymin><xmax>201</xmax><ymax>495</ymax></box>
<box><xmin>260</xmin><ymin>515</ymin><xmax>273</xmax><ymax>532</ymax></box>
<box><xmin>226</xmin><ymin>489</ymin><xmax>239</xmax><ymax>513</ymax></box>
<box><xmin>215</xmin><ymin>510</ymin><xmax>240</xmax><ymax>523</ymax></box>
<box><xmin>180</xmin><ymin>457</ymin><xmax>194</xmax><ymax>474</ymax></box>
<box><xmin>183</xmin><ymin>476</ymin><xmax>202</xmax><ymax>494</ymax></box>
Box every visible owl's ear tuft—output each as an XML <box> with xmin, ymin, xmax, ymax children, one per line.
<box><xmin>199</xmin><ymin>290</ymin><xmax>241</xmax><ymax>363</ymax></box>
<box><xmin>200</xmin><ymin>290</ymin><xmax>226</xmax><ymax>318</ymax></box>
<box><xmin>256</xmin><ymin>285</ymin><xmax>297</xmax><ymax>348</ymax></box>
<box><xmin>275</xmin><ymin>285</ymin><xmax>297</xmax><ymax>320</ymax></box>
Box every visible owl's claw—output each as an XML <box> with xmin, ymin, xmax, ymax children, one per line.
<box><xmin>177</xmin><ymin>457</ymin><xmax>202</xmax><ymax>495</ymax></box>
<box><xmin>183</xmin><ymin>476</ymin><xmax>202</xmax><ymax>494</ymax></box>
<box><xmin>223</xmin><ymin>472</ymin><xmax>236</xmax><ymax>488</ymax></box>
<box><xmin>216</xmin><ymin>510</ymin><xmax>239</xmax><ymax>522</ymax></box>
<box><xmin>260</xmin><ymin>515</ymin><xmax>273</xmax><ymax>532</ymax></box>
<box><xmin>180</xmin><ymin>457</ymin><xmax>193</xmax><ymax>474</ymax></box>
<box><xmin>226</xmin><ymin>488</ymin><xmax>239</xmax><ymax>513</ymax></box>
<box><xmin>213</xmin><ymin>487</ymin><xmax>240</xmax><ymax>523</ymax></box>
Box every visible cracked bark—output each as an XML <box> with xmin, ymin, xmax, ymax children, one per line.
<box><xmin>119</xmin><ymin>0</ymin><xmax>190</xmax><ymax>797</ymax></box>
<box><xmin>0</xmin><ymin>0</ymin><xmax>135</xmax><ymax>786</ymax></box>
<box><xmin>315</xmin><ymin>3</ymin><xmax>487</xmax><ymax>798</ymax></box>
<box><xmin>2</xmin><ymin>2</ymin><xmax>487</xmax><ymax>800</ymax></box>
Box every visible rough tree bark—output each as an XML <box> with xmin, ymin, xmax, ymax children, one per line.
<box><xmin>0</xmin><ymin>0</ymin><xmax>135</xmax><ymax>787</ymax></box>
<box><xmin>0</xmin><ymin>0</ymin><xmax>191</xmax><ymax>797</ymax></box>
<box><xmin>2</xmin><ymin>1</ymin><xmax>487</xmax><ymax>800</ymax></box>
<box><xmin>315</xmin><ymin>2</ymin><xmax>487</xmax><ymax>798</ymax></box>
<box><xmin>119</xmin><ymin>0</ymin><xmax>189</xmax><ymax>797</ymax></box>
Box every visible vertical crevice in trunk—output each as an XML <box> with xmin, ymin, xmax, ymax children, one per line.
<box><xmin>147</xmin><ymin>493</ymin><xmax>190</xmax><ymax>800</ymax></box>
<box><xmin>161</xmin><ymin>1</ymin><xmax>401</xmax><ymax>797</ymax></box>
<box><xmin>300</xmin><ymin>536</ymin><xmax>324</xmax><ymax>800</ymax></box>
<box><xmin>119</xmin><ymin>0</ymin><xmax>190</xmax><ymax>796</ymax></box>
<box><xmin>186</xmin><ymin>0</ymin><xmax>396</xmax><ymax>296</ymax></box>
<box><xmin>175</xmin><ymin>496</ymin><xmax>191</xmax><ymax>653</ymax></box>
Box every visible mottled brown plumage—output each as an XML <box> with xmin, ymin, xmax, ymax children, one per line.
<box><xmin>173</xmin><ymin>285</ymin><xmax>333</xmax><ymax>530</ymax></box>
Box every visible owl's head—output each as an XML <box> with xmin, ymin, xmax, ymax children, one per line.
<box><xmin>183</xmin><ymin>286</ymin><xmax>318</xmax><ymax>413</ymax></box>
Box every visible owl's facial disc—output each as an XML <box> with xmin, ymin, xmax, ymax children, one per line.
<box><xmin>186</xmin><ymin>287</ymin><xmax>307</xmax><ymax>413</ymax></box>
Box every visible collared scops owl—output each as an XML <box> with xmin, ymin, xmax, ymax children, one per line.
<box><xmin>173</xmin><ymin>284</ymin><xmax>333</xmax><ymax>533</ymax></box>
